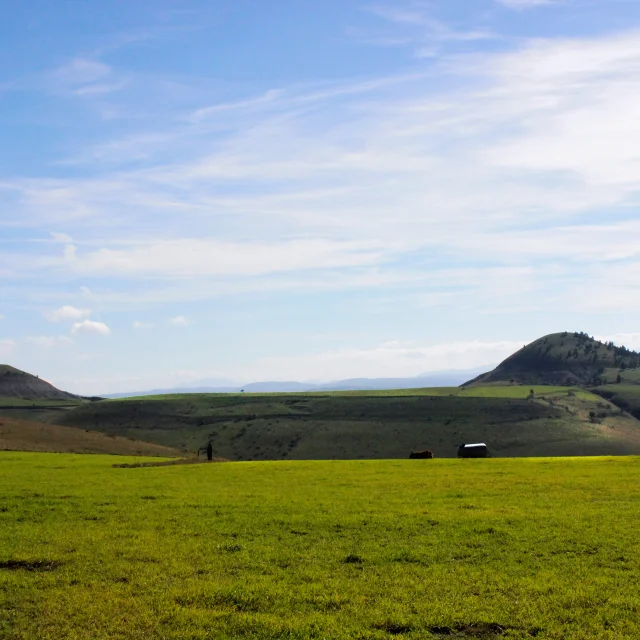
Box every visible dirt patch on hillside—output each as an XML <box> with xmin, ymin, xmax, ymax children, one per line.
<box><xmin>0</xmin><ymin>416</ymin><xmax>185</xmax><ymax>457</ymax></box>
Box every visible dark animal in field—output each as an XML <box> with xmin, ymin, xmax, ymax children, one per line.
<box><xmin>409</xmin><ymin>450</ymin><xmax>434</xmax><ymax>459</ymax></box>
<box><xmin>457</xmin><ymin>443</ymin><xmax>490</xmax><ymax>458</ymax></box>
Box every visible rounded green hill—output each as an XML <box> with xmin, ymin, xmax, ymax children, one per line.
<box><xmin>465</xmin><ymin>332</ymin><xmax>640</xmax><ymax>387</ymax></box>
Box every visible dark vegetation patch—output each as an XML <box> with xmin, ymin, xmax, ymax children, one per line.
<box><xmin>390</xmin><ymin>550</ymin><xmax>426</xmax><ymax>564</ymax></box>
<box><xmin>344</xmin><ymin>553</ymin><xmax>364</xmax><ymax>564</ymax></box>
<box><xmin>428</xmin><ymin>622</ymin><xmax>507</xmax><ymax>638</ymax></box>
<box><xmin>373</xmin><ymin>620</ymin><xmax>413</xmax><ymax>635</ymax></box>
<box><xmin>176</xmin><ymin>590</ymin><xmax>268</xmax><ymax>612</ymax></box>
<box><xmin>0</xmin><ymin>559</ymin><xmax>62</xmax><ymax>572</ymax></box>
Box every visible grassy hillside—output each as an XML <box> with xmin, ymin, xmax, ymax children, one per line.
<box><xmin>592</xmin><ymin>385</ymin><xmax>640</xmax><ymax>420</ymax></box>
<box><xmin>3</xmin><ymin>453</ymin><xmax>640</xmax><ymax>638</ymax></box>
<box><xmin>0</xmin><ymin>365</ymin><xmax>79</xmax><ymax>401</ymax></box>
<box><xmin>0</xmin><ymin>416</ymin><xmax>184</xmax><ymax>457</ymax></box>
<box><xmin>36</xmin><ymin>386</ymin><xmax>640</xmax><ymax>459</ymax></box>
<box><xmin>466</xmin><ymin>332</ymin><xmax>640</xmax><ymax>387</ymax></box>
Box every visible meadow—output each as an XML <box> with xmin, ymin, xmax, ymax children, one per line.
<box><xmin>2</xmin><ymin>453</ymin><xmax>640</xmax><ymax>639</ymax></box>
<box><xmin>42</xmin><ymin>386</ymin><xmax>640</xmax><ymax>460</ymax></box>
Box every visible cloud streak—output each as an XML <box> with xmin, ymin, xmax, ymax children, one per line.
<box><xmin>497</xmin><ymin>0</ymin><xmax>560</xmax><ymax>8</ymax></box>
<box><xmin>27</xmin><ymin>336</ymin><xmax>74</xmax><ymax>348</ymax></box>
<box><xmin>46</xmin><ymin>306</ymin><xmax>92</xmax><ymax>322</ymax></box>
<box><xmin>168</xmin><ymin>316</ymin><xmax>191</xmax><ymax>327</ymax></box>
<box><xmin>244</xmin><ymin>339</ymin><xmax>525</xmax><ymax>381</ymax></box>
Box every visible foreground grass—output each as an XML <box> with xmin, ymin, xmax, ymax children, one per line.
<box><xmin>2</xmin><ymin>454</ymin><xmax>640</xmax><ymax>639</ymax></box>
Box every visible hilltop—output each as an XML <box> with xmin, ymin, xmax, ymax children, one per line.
<box><xmin>465</xmin><ymin>332</ymin><xmax>640</xmax><ymax>387</ymax></box>
<box><xmin>0</xmin><ymin>365</ymin><xmax>79</xmax><ymax>401</ymax></box>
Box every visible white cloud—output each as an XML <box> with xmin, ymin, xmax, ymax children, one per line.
<box><xmin>0</xmin><ymin>314</ymin><xmax>4</xmax><ymax>321</ymax></box>
<box><xmin>71</xmin><ymin>320</ymin><xmax>110</xmax><ymax>336</ymax></box>
<box><xmin>0</xmin><ymin>339</ymin><xmax>15</xmax><ymax>358</ymax></box>
<box><xmin>133</xmin><ymin>321</ymin><xmax>154</xmax><ymax>329</ymax></box>
<box><xmin>168</xmin><ymin>315</ymin><xmax>190</xmax><ymax>327</ymax></box>
<box><xmin>26</xmin><ymin>336</ymin><xmax>74</xmax><ymax>349</ymax></box>
<box><xmin>46</xmin><ymin>305</ymin><xmax>92</xmax><ymax>322</ymax></box>
<box><xmin>244</xmin><ymin>339</ymin><xmax>525</xmax><ymax>382</ymax></box>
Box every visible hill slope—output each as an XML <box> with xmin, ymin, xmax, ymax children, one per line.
<box><xmin>0</xmin><ymin>365</ymin><xmax>78</xmax><ymax>400</ymax></box>
<box><xmin>43</xmin><ymin>387</ymin><xmax>640</xmax><ymax>459</ymax></box>
<box><xmin>465</xmin><ymin>332</ymin><xmax>640</xmax><ymax>387</ymax></box>
<box><xmin>0</xmin><ymin>416</ymin><xmax>184</xmax><ymax>456</ymax></box>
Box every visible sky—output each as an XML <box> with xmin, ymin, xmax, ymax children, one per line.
<box><xmin>3</xmin><ymin>0</ymin><xmax>640</xmax><ymax>395</ymax></box>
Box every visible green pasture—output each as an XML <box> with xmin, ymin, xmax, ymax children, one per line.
<box><xmin>47</xmin><ymin>385</ymin><xmax>636</xmax><ymax>460</ymax></box>
<box><xmin>108</xmin><ymin>385</ymin><xmax>593</xmax><ymax>401</ymax></box>
<box><xmin>2</xmin><ymin>454</ymin><xmax>640</xmax><ymax>639</ymax></box>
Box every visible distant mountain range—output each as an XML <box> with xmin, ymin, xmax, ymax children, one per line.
<box><xmin>102</xmin><ymin>369</ymin><xmax>491</xmax><ymax>399</ymax></box>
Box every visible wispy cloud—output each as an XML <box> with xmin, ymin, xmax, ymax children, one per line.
<box><xmin>168</xmin><ymin>316</ymin><xmax>191</xmax><ymax>327</ymax></box>
<box><xmin>0</xmin><ymin>339</ymin><xmax>16</xmax><ymax>358</ymax></box>
<box><xmin>6</xmin><ymin>28</ymin><xmax>640</xmax><ymax>319</ymax></box>
<box><xmin>43</xmin><ymin>238</ymin><xmax>385</xmax><ymax>278</ymax></box>
<box><xmin>26</xmin><ymin>336</ymin><xmax>74</xmax><ymax>348</ymax></box>
<box><xmin>47</xmin><ymin>58</ymin><xmax>127</xmax><ymax>97</ymax></box>
<box><xmin>364</xmin><ymin>4</ymin><xmax>496</xmax><ymax>57</ymax></box>
<box><xmin>133</xmin><ymin>320</ymin><xmax>154</xmax><ymax>329</ymax></box>
<box><xmin>497</xmin><ymin>0</ymin><xmax>561</xmax><ymax>8</ymax></box>
<box><xmin>46</xmin><ymin>306</ymin><xmax>92</xmax><ymax>322</ymax></box>
<box><xmin>244</xmin><ymin>339</ymin><xmax>525</xmax><ymax>381</ymax></box>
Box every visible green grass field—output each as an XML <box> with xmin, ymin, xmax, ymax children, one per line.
<box><xmin>2</xmin><ymin>453</ymin><xmax>640</xmax><ymax>639</ymax></box>
<box><xmin>102</xmin><ymin>386</ymin><xmax>596</xmax><ymax>401</ymax></box>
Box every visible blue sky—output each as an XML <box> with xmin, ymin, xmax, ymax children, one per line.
<box><xmin>2</xmin><ymin>0</ymin><xmax>640</xmax><ymax>394</ymax></box>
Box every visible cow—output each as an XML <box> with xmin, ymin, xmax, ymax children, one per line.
<box><xmin>409</xmin><ymin>450</ymin><xmax>434</xmax><ymax>459</ymax></box>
